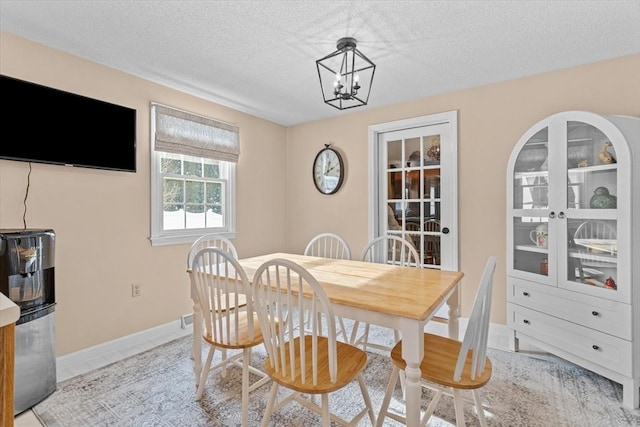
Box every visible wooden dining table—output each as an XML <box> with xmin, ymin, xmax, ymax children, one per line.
<box><xmin>188</xmin><ymin>252</ymin><xmax>464</xmax><ymax>427</ymax></box>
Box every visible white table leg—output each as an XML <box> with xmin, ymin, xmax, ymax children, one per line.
<box><xmin>447</xmin><ymin>285</ymin><xmax>461</xmax><ymax>339</ymax></box>
<box><xmin>401</xmin><ymin>320</ymin><xmax>424</xmax><ymax>427</ymax></box>
<box><xmin>192</xmin><ymin>303</ymin><xmax>203</xmax><ymax>387</ymax></box>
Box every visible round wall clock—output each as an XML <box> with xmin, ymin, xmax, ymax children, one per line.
<box><xmin>313</xmin><ymin>144</ymin><xmax>344</xmax><ymax>195</ymax></box>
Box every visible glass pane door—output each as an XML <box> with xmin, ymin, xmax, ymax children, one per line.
<box><xmin>565</xmin><ymin>121</ymin><xmax>618</xmax><ymax>291</ymax></box>
<box><xmin>511</xmin><ymin>127</ymin><xmax>550</xmax><ymax>279</ymax></box>
<box><xmin>382</xmin><ymin>125</ymin><xmax>450</xmax><ymax>269</ymax></box>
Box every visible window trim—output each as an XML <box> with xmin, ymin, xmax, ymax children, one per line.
<box><xmin>149</xmin><ymin>104</ymin><xmax>237</xmax><ymax>246</ymax></box>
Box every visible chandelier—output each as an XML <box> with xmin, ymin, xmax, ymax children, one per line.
<box><xmin>316</xmin><ymin>37</ymin><xmax>376</xmax><ymax>110</ymax></box>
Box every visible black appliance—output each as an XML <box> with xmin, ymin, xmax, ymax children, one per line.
<box><xmin>0</xmin><ymin>74</ymin><xmax>137</xmax><ymax>172</ymax></box>
<box><xmin>0</xmin><ymin>229</ymin><xmax>57</xmax><ymax>415</ymax></box>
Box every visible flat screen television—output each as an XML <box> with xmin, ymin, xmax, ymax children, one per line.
<box><xmin>0</xmin><ymin>74</ymin><xmax>137</xmax><ymax>172</ymax></box>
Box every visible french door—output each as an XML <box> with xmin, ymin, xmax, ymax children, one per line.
<box><xmin>368</xmin><ymin>111</ymin><xmax>458</xmax><ymax>273</ymax></box>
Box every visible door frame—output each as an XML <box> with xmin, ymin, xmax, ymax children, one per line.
<box><xmin>368</xmin><ymin>110</ymin><xmax>459</xmax><ymax>270</ymax></box>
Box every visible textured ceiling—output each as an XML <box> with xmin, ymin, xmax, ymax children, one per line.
<box><xmin>1</xmin><ymin>1</ymin><xmax>639</xmax><ymax>126</ymax></box>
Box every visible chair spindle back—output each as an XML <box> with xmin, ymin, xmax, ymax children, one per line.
<box><xmin>454</xmin><ymin>256</ymin><xmax>497</xmax><ymax>381</ymax></box>
<box><xmin>252</xmin><ymin>258</ymin><xmax>338</xmax><ymax>385</ymax></box>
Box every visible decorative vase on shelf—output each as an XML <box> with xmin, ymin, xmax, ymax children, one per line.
<box><xmin>598</xmin><ymin>141</ymin><xmax>616</xmax><ymax>164</ymax></box>
<box><xmin>589</xmin><ymin>186</ymin><xmax>617</xmax><ymax>209</ymax></box>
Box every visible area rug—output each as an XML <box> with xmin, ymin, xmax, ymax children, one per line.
<box><xmin>34</xmin><ymin>326</ymin><xmax>640</xmax><ymax>426</ymax></box>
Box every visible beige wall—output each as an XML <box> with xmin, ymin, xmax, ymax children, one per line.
<box><xmin>1</xmin><ymin>31</ymin><xmax>639</xmax><ymax>356</ymax></box>
<box><xmin>285</xmin><ymin>54</ymin><xmax>640</xmax><ymax>324</ymax></box>
<box><xmin>0</xmin><ymin>32</ymin><xmax>288</xmax><ymax>355</ymax></box>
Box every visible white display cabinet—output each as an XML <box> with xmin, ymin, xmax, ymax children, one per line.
<box><xmin>506</xmin><ymin>111</ymin><xmax>639</xmax><ymax>408</ymax></box>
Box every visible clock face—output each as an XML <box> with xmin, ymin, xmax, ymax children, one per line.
<box><xmin>313</xmin><ymin>147</ymin><xmax>344</xmax><ymax>194</ymax></box>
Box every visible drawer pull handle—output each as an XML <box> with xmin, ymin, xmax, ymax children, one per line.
<box><xmin>592</xmin><ymin>311</ymin><xmax>599</xmax><ymax>316</ymax></box>
<box><xmin>523</xmin><ymin>319</ymin><xmax>530</xmax><ymax>325</ymax></box>
<box><xmin>592</xmin><ymin>345</ymin><xmax>600</xmax><ymax>351</ymax></box>
<box><xmin>523</xmin><ymin>292</ymin><xmax>530</xmax><ymax>297</ymax></box>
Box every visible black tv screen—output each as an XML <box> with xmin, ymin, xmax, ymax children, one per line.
<box><xmin>0</xmin><ymin>74</ymin><xmax>137</xmax><ymax>172</ymax></box>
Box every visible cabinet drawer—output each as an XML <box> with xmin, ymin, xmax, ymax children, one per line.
<box><xmin>508</xmin><ymin>278</ymin><xmax>631</xmax><ymax>340</ymax></box>
<box><xmin>508</xmin><ymin>304</ymin><xmax>632</xmax><ymax>377</ymax></box>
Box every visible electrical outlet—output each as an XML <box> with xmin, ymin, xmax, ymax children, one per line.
<box><xmin>131</xmin><ymin>283</ymin><xmax>141</xmax><ymax>297</ymax></box>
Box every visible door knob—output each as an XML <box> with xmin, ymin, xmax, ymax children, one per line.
<box><xmin>442</xmin><ymin>227</ymin><xmax>450</xmax><ymax>234</ymax></box>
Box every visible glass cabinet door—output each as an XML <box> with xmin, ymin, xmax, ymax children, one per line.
<box><xmin>511</xmin><ymin>126</ymin><xmax>551</xmax><ymax>281</ymax></box>
<box><xmin>509</xmin><ymin>118</ymin><xmax>620</xmax><ymax>295</ymax></box>
<box><xmin>564</xmin><ymin>121</ymin><xmax>618</xmax><ymax>292</ymax></box>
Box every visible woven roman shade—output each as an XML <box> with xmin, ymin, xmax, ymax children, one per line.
<box><xmin>153</xmin><ymin>104</ymin><xmax>240</xmax><ymax>163</ymax></box>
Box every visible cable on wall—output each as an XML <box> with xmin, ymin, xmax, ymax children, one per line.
<box><xmin>23</xmin><ymin>162</ymin><xmax>32</xmax><ymax>229</ymax></box>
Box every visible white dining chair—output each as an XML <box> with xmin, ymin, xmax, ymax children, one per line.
<box><xmin>252</xmin><ymin>258</ymin><xmax>376</xmax><ymax>427</ymax></box>
<box><xmin>304</xmin><ymin>232</ymin><xmax>351</xmax><ymax>342</ymax></box>
<box><xmin>350</xmin><ymin>234</ymin><xmax>420</xmax><ymax>352</ymax></box>
<box><xmin>187</xmin><ymin>234</ymin><xmax>238</xmax><ymax>267</ymax></box>
<box><xmin>186</xmin><ymin>234</ymin><xmax>242</xmax><ymax>378</ymax></box>
<box><xmin>189</xmin><ymin>247</ymin><xmax>270</xmax><ymax>427</ymax></box>
<box><xmin>377</xmin><ymin>256</ymin><xmax>497</xmax><ymax>427</ymax></box>
<box><xmin>404</xmin><ymin>221</ymin><xmax>422</xmax><ymax>251</ymax></box>
<box><xmin>424</xmin><ymin>219</ymin><xmax>441</xmax><ymax>266</ymax></box>
<box><xmin>304</xmin><ymin>232</ymin><xmax>352</xmax><ymax>260</ymax></box>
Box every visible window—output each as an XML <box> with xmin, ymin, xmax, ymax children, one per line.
<box><xmin>150</xmin><ymin>103</ymin><xmax>239</xmax><ymax>246</ymax></box>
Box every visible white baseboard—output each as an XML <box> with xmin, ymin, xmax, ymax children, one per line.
<box><xmin>56</xmin><ymin>319</ymin><xmax>191</xmax><ymax>382</ymax></box>
<box><xmin>55</xmin><ymin>317</ymin><xmax>540</xmax><ymax>383</ymax></box>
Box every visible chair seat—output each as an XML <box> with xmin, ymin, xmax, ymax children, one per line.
<box><xmin>390</xmin><ymin>333</ymin><xmax>492</xmax><ymax>390</ymax></box>
<box><xmin>265</xmin><ymin>335</ymin><xmax>368</xmax><ymax>394</ymax></box>
<box><xmin>203</xmin><ymin>311</ymin><xmax>264</xmax><ymax>349</ymax></box>
<box><xmin>378</xmin><ymin>256</ymin><xmax>497</xmax><ymax>427</ymax></box>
